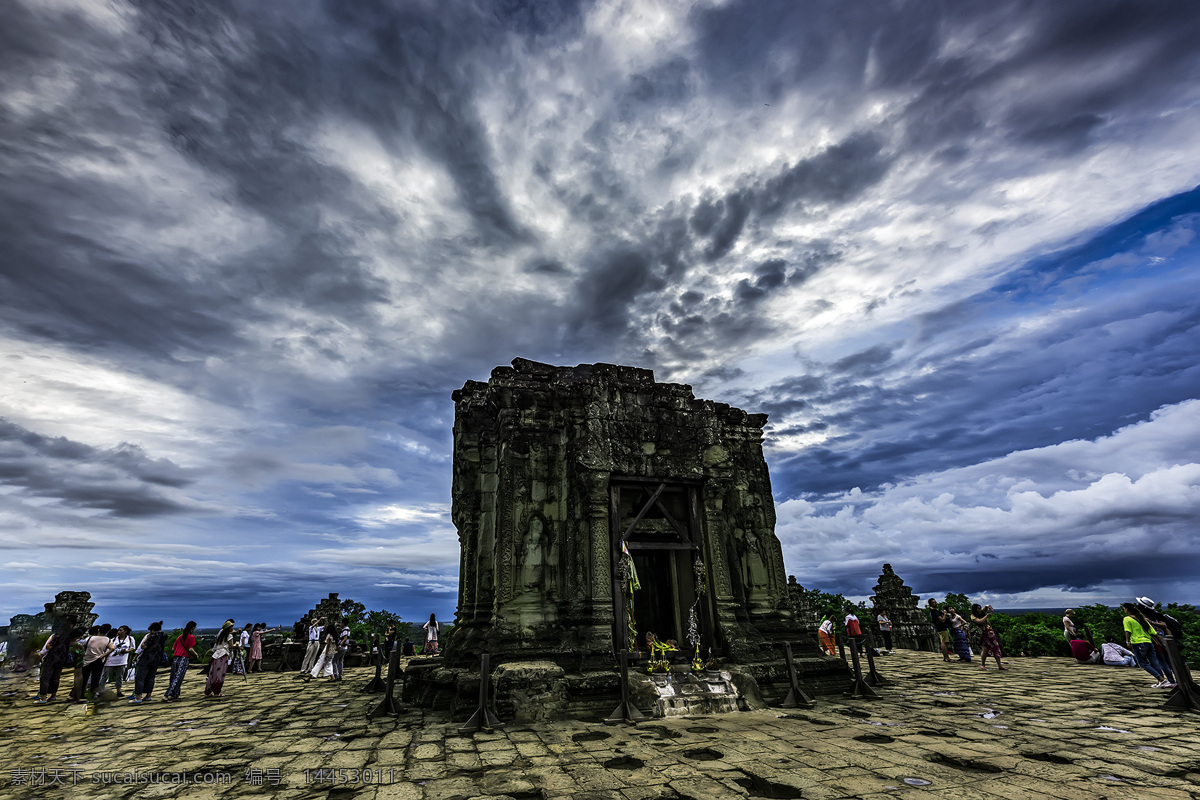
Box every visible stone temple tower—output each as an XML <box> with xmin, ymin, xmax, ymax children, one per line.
<box><xmin>425</xmin><ymin>358</ymin><xmax>847</xmax><ymax>713</ymax></box>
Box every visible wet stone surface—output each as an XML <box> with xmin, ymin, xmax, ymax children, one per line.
<box><xmin>3</xmin><ymin>650</ymin><xmax>1200</xmax><ymax>799</ymax></box>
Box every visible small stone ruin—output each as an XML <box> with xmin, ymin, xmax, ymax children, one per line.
<box><xmin>407</xmin><ymin>358</ymin><xmax>848</xmax><ymax>719</ymax></box>
<box><xmin>5</xmin><ymin>591</ymin><xmax>99</xmax><ymax>665</ymax></box>
<box><xmin>44</xmin><ymin>590</ymin><xmax>99</xmax><ymax>630</ymax></box>
<box><xmin>307</xmin><ymin>593</ymin><xmax>343</xmax><ymax>625</ymax></box>
<box><xmin>869</xmin><ymin>564</ymin><xmax>937</xmax><ymax>650</ymax></box>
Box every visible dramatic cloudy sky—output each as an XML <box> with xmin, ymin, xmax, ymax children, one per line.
<box><xmin>3</xmin><ymin>0</ymin><xmax>1200</xmax><ymax>628</ymax></box>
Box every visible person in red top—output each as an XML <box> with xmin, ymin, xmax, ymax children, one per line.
<box><xmin>845</xmin><ymin>609</ymin><xmax>863</xmax><ymax>654</ymax></box>
<box><xmin>163</xmin><ymin>621</ymin><xmax>198</xmax><ymax>702</ymax></box>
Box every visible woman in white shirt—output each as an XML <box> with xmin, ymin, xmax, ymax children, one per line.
<box><xmin>101</xmin><ymin>626</ymin><xmax>135</xmax><ymax>698</ymax></box>
<box><xmin>818</xmin><ymin>617</ymin><xmax>836</xmax><ymax>655</ymax></box>
<box><xmin>423</xmin><ymin>614</ymin><xmax>440</xmax><ymax>655</ymax></box>
<box><xmin>1101</xmin><ymin>640</ymin><xmax>1136</xmax><ymax>667</ymax></box>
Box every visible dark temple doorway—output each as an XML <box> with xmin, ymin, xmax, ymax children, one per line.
<box><xmin>610</xmin><ymin>479</ymin><xmax>715</xmax><ymax>656</ymax></box>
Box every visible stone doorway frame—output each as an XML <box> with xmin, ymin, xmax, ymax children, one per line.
<box><xmin>608</xmin><ymin>477</ymin><xmax>719</xmax><ymax>657</ymax></box>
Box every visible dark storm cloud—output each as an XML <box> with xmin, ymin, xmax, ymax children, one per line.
<box><xmin>0</xmin><ymin>419</ymin><xmax>195</xmax><ymax>517</ymax></box>
<box><xmin>690</xmin><ymin>132</ymin><xmax>891</xmax><ymax>262</ymax></box>
<box><xmin>691</xmin><ymin>0</ymin><xmax>1200</xmax><ymax>159</ymax></box>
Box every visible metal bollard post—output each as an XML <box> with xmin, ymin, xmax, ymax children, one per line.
<box><xmin>1160</xmin><ymin>636</ymin><xmax>1200</xmax><ymax>713</ymax></box>
<box><xmin>605</xmin><ymin>649</ymin><xmax>646</xmax><ymax>724</ymax></box>
<box><xmin>862</xmin><ymin>631</ymin><xmax>891</xmax><ymax>688</ymax></box>
<box><xmin>846</xmin><ymin>636</ymin><xmax>879</xmax><ymax>700</ymax></box>
<box><xmin>460</xmin><ymin>653</ymin><xmax>504</xmax><ymax>734</ymax></box>
<box><xmin>780</xmin><ymin>642</ymin><xmax>816</xmax><ymax>709</ymax></box>
<box><xmin>367</xmin><ymin>645</ymin><xmax>406</xmax><ymax>719</ymax></box>
<box><xmin>362</xmin><ymin>635</ymin><xmax>386</xmax><ymax>693</ymax></box>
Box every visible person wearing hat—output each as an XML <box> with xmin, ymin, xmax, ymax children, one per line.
<box><xmin>204</xmin><ymin>619</ymin><xmax>237</xmax><ymax>698</ymax></box>
<box><xmin>1122</xmin><ymin>602</ymin><xmax>1174</xmax><ymax>688</ymax></box>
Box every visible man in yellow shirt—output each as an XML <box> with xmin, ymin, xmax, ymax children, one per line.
<box><xmin>1122</xmin><ymin>602</ymin><xmax>1175</xmax><ymax>688</ymax></box>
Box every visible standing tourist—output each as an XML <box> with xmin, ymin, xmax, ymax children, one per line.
<box><xmin>818</xmin><ymin>616</ymin><xmax>836</xmax><ymax>656</ymax></box>
<box><xmin>332</xmin><ymin>621</ymin><xmax>351</xmax><ymax>681</ymax></box>
<box><xmin>248</xmin><ymin>623</ymin><xmax>278</xmax><ymax>673</ymax></box>
<box><xmin>1122</xmin><ymin>602</ymin><xmax>1174</xmax><ymax>688</ymax></box>
<box><xmin>423</xmin><ymin>614</ymin><xmax>440</xmax><ymax>655</ymax></box>
<box><xmin>928</xmin><ymin>600</ymin><xmax>952</xmax><ymax>663</ymax></box>
<box><xmin>33</xmin><ymin>621</ymin><xmax>79</xmax><ymax>704</ymax></box>
<box><xmin>946</xmin><ymin>607</ymin><xmax>973</xmax><ymax>663</ymax></box>
<box><xmin>102</xmin><ymin>626</ymin><xmax>136</xmax><ymax>698</ymax></box>
<box><xmin>67</xmin><ymin>628</ymin><xmax>93</xmax><ymax>704</ymax></box>
<box><xmin>304</xmin><ymin>622</ymin><xmax>338</xmax><ymax>681</ymax></box>
<box><xmin>229</xmin><ymin>623</ymin><xmax>250</xmax><ymax>676</ymax></box>
<box><xmin>970</xmin><ymin>604</ymin><xmax>1008</xmax><ymax>671</ymax></box>
<box><xmin>876</xmin><ymin>610</ymin><xmax>893</xmax><ymax>653</ymax></box>
<box><xmin>300</xmin><ymin>617</ymin><xmax>325</xmax><ymax>673</ymax></box>
<box><xmin>131</xmin><ymin>622</ymin><xmax>165</xmax><ymax>703</ymax></box>
<box><xmin>1062</xmin><ymin>610</ymin><xmax>1077</xmax><ymax>640</ymax></box>
<box><xmin>164</xmin><ymin>621</ymin><xmax>199</xmax><ymax>702</ymax></box>
<box><xmin>205</xmin><ymin>620</ymin><xmax>237</xmax><ymax>698</ymax></box>
<box><xmin>81</xmin><ymin>624</ymin><xmax>115</xmax><ymax>702</ymax></box>
<box><xmin>383</xmin><ymin>623</ymin><xmax>397</xmax><ymax>656</ymax></box>
<box><xmin>844</xmin><ymin>608</ymin><xmax>863</xmax><ymax>654</ymax></box>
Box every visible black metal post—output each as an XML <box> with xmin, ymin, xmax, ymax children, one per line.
<box><xmin>275</xmin><ymin>642</ymin><xmax>299</xmax><ymax>672</ymax></box>
<box><xmin>605</xmin><ymin>649</ymin><xmax>647</xmax><ymax>724</ymax></box>
<box><xmin>845</xmin><ymin>636</ymin><xmax>879</xmax><ymax>700</ymax></box>
<box><xmin>863</xmin><ymin>630</ymin><xmax>891</xmax><ymax>688</ymax></box>
<box><xmin>779</xmin><ymin>642</ymin><xmax>816</xmax><ymax>709</ymax></box>
<box><xmin>367</xmin><ymin>644</ymin><xmax>406</xmax><ymax>719</ymax></box>
<box><xmin>459</xmin><ymin>653</ymin><xmax>504</xmax><ymax>734</ymax></box>
<box><xmin>362</xmin><ymin>635</ymin><xmax>386</xmax><ymax>693</ymax></box>
<box><xmin>1161</xmin><ymin>636</ymin><xmax>1200</xmax><ymax>713</ymax></box>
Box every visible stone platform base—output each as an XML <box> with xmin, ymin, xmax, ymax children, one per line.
<box><xmin>403</xmin><ymin>651</ymin><xmax>851</xmax><ymax>721</ymax></box>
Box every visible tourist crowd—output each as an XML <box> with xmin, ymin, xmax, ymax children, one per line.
<box><xmin>1061</xmin><ymin>599</ymin><xmax>1181</xmax><ymax>688</ymax></box>
<box><xmin>27</xmin><ymin>619</ymin><xmax>302</xmax><ymax>707</ymax></box>
<box><xmin>22</xmin><ymin>611</ymin><xmax>445</xmax><ymax>708</ymax></box>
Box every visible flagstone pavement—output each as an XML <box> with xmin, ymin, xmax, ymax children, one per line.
<box><xmin>2</xmin><ymin>650</ymin><xmax>1198</xmax><ymax>799</ymax></box>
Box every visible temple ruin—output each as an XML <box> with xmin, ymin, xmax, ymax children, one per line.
<box><xmin>410</xmin><ymin>358</ymin><xmax>847</xmax><ymax>717</ymax></box>
<box><xmin>869</xmin><ymin>564</ymin><xmax>937</xmax><ymax>651</ymax></box>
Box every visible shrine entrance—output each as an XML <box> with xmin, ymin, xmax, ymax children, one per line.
<box><xmin>610</xmin><ymin>479</ymin><xmax>716</xmax><ymax>656</ymax></box>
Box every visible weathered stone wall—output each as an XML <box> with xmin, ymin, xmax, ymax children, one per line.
<box><xmin>447</xmin><ymin>358</ymin><xmax>829</xmax><ymax>684</ymax></box>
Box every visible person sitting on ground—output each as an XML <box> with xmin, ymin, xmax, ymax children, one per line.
<box><xmin>1068</xmin><ymin>638</ymin><xmax>1101</xmax><ymax>664</ymax></box>
<box><xmin>1100</xmin><ymin>639</ymin><xmax>1136</xmax><ymax>667</ymax></box>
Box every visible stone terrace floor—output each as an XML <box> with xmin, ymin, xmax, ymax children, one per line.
<box><xmin>2</xmin><ymin>650</ymin><xmax>1198</xmax><ymax>800</ymax></box>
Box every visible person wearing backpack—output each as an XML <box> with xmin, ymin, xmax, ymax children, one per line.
<box><xmin>33</xmin><ymin>620</ymin><xmax>80</xmax><ymax>704</ymax></box>
<box><xmin>130</xmin><ymin>621</ymin><xmax>166</xmax><ymax>704</ymax></box>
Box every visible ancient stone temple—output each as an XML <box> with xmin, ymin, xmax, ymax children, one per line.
<box><xmin>416</xmin><ymin>359</ymin><xmax>847</xmax><ymax>717</ymax></box>
<box><xmin>869</xmin><ymin>564</ymin><xmax>937</xmax><ymax>651</ymax></box>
